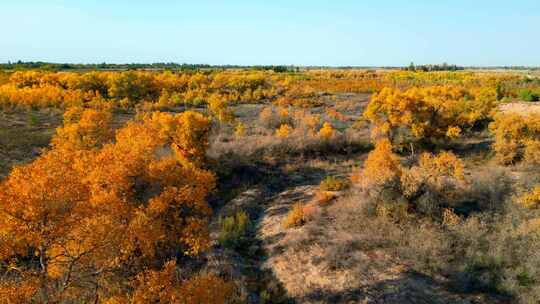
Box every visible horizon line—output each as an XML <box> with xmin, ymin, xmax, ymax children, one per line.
<box><xmin>1</xmin><ymin>61</ymin><xmax>540</xmax><ymax>69</ymax></box>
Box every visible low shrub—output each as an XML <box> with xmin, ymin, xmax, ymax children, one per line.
<box><xmin>313</xmin><ymin>190</ymin><xmax>337</xmax><ymax>205</ymax></box>
<box><xmin>490</xmin><ymin>113</ymin><xmax>540</xmax><ymax>165</ymax></box>
<box><xmin>275</xmin><ymin>124</ymin><xmax>293</xmax><ymax>138</ymax></box>
<box><xmin>219</xmin><ymin>210</ymin><xmax>252</xmax><ymax>249</ymax></box>
<box><xmin>318</xmin><ymin>122</ymin><xmax>337</xmax><ymax>140</ymax></box>
<box><xmin>283</xmin><ymin>203</ymin><xmax>310</xmax><ymax>228</ymax></box>
<box><xmin>519</xmin><ymin>186</ymin><xmax>540</xmax><ymax>209</ymax></box>
<box><xmin>519</xmin><ymin>89</ymin><xmax>540</xmax><ymax>102</ymax></box>
<box><xmin>234</xmin><ymin>122</ymin><xmax>247</xmax><ymax>137</ymax></box>
<box><xmin>355</xmin><ymin>139</ymin><xmax>466</xmax><ymax>220</ymax></box>
<box><xmin>319</xmin><ymin>175</ymin><xmax>350</xmax><ymax>191</ymax></box>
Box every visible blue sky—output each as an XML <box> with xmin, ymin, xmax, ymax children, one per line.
<box><xmin>1</xmin><ymin>0</ymin><xmax>539</xmax><ymax>66</ymax></box>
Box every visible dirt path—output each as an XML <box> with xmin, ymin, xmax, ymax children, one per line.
<box><xmin>206</xmin><ymin>155</ymin><xmax>504</xmax><ymax>303</ymax></box>
<box><xmin>258</xmin><ymin>185</ymin><xmax>480</xmax><ymax>303</ymax></box>
<box><xmin>499</xmin><ymin>101</ymin><xmax>540</xmax><ymax>115</ymax></box>
<box><xmin>204</xmin><ymin>155</ymin><xmax>346</xmax><ymax>303</ymax></box>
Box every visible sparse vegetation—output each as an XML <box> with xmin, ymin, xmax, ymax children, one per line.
<box><xmin>519</xmin><ymin>89</ymin><xmax>540</xmax><ymax>102</ymax></box>
<box><xmin>283</xmin><ymin>203</ymin><xmax>310</xmax><ymax>228</ymax></box>
<box><xmin>219</xmin><ymin>210</ymin><xmax>252</xmax><ymax>249</ymax></box>
<box><xmin>490</xmin><ymin>112</ymin><xmax>540</xmax><ymax>165</ymax></box>
<box><xmin>319</xmin><ymin>175</ymin><xmax>350</xmax><ymax>191</ymax></box>
<box><xmin>2</xmin><ymin>68</ymin><xmax>540</xmax><ymax>303</ymax></box>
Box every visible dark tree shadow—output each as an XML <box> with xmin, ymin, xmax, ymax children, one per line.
<box><xmin>301</xmin><ymin>270</ymin><xmax>513</xmax><ymax>304</ymax></box>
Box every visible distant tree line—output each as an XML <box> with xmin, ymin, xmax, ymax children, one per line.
<box><xmin>0</xmin><ymin>61</ymin><xmax>300</xmax><ymax>72</ymax></box>
<box><xmin>404</xmin><ymin>62</ymin><xmax>465</xmax><ymax>72</ymax></box>
<box><xmin>404</xmin><ymin>62</ymin><xmax>540</xmax><ymax>72</ymax></box>
<box><xmin>473</xmin><ymin>66</ymin><xmax>540</xmax><ymax>71</ymax></box>
<box><xmin>252</xmin><ymin>65</ymin><xmax>299</xmax><ymax>73</ymax></box>
<box><xmin>0</xmin><ymin>61</ymin><xmax>217</xmax><ymax>71</ymax></box>
<box><xmin>1</xmin><ymin>61</ymin><xmax>538</xmax><ymax>72</ymax></box>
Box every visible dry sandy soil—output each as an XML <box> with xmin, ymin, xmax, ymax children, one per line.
<box><xmin>1</xmin><ymin>95</ymin><xmax>530</xmax><ymax>303</ymax></box>
<box><xmin>499</xmin><ymin>101</ymin><xmax>540</xmax><ymax>115</ymax></box>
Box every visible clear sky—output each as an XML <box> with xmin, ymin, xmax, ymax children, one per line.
<box><xmin>1</xmin><ymin>0</ymin><xmax>539</xmax><ymax>66</ymax></box>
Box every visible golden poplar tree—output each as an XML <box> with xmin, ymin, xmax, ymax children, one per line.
<box><xmin>0</xmin><ymin>109</ymin><xmax>227</xmax><ymax>302</ymax></box>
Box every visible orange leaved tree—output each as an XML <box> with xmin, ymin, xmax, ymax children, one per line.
<box><xmin>0</xmin><ymin>108</ymin><xmax>230</xmax><ymax>303</ymax></box>
<box><xmin>364</xmin><ymin>85</ymin><xmax>495</xmax><ymax>146</ymax></box>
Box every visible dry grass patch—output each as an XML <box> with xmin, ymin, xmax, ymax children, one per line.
<box><xmin>0</xmin><ymin>109</ymin><xmax>62</xmax><ymax>177</ymax></box>
<box><xmin>313</xmin><ymin>190</ymin><xmax>337</xmax><ymax>206</ymax></box>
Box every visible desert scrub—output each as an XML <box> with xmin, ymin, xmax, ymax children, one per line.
<box><xmin>519</xmin><ymin>186</ymin><xmax>540</xmax><ymax>209</ymax></box>
<box><xmin>519</xmin><ymin>89</ymin><xmax>540</xmax><ymax>102</ymax></box>
<box><xmin>319</xmin><ymin>175</ymin><xmax>350</xmax><ymax>191</ymax></box>
<box><xmin>219</xmin><ymin>210</ymin><xmax>252</xmax><ymax>249</ymax></box>
<box><xmin>282</xmin><ymin>203</ymin><xmax>314</xmax><ymax>229</ymax></box>
<box><xmin>490</xmin><ymin>113</ymin><xmax>540</xmax><ymax>165</ymax></box>
<box><xmin>234</xmin><ymin>122</ymin><xmax>247</xmax><ymax>137</ymax></box>
<box><xmin>313</xmin><ymin>190</ymin><xmax>337</xmax><ymax>206</ymax></box>
<box><xmin>275</xmin><ymin>124</ymin><xmax>293</xmax><ymax>138</ymax></box>
<box><xmin>318</xmin><ymin>122</ymin><xmax>336</xmax><ymax>140</ymax></box>
<box><xmin>259</xmin><ymin>106</ymin><xmax>280</xmax><ymax>129</ymax></box>
<box><xmin>355</xmin><ymin>139</ymin><xmax>466</xmax><ymax>219</ymax></box>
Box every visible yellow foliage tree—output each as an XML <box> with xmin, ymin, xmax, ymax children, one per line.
<box><xmin>208</xmin><ymin>94</ymin><xmax>235</xmax><ymax>124</ymax></box>
<box><xmin>128</xmin><ymin>261</ymin><xmax>233</xmax><ymax>304</ymax></box>
<box><xmin>400</xmin><ymin>152</ymin><xmax>465</xmax><ymax>199</ymax></box>
<box><xmin>0</xmin><ymin>111</ymin><xmax>220</xmax><ymax>302</ymax></box>
<box><xmin>355</xmin><ymin>139</ymin><xmax>466</xmax><ymax>217</ymax></box>
<box><xmin>355</xmin><ymin>139</ymin><xmax>401</xmax><ymax>190</ymax></box>
<box><xmin>0</xmin><ymin>276</ymin><xmax>40</xmax><ymax>304</ymax></box>
<box><xmin>52</xmin><ymin>106</ymin><xmax>113</xmax><ymax>150</ymax></box>
<box><xmin>490</xmin><ymin>113</ymin><xmax>540</xmax><ymax>165</ymax></box>
<box><xmin>364</xmin><ymin>86</ymin><xmax>496</xmax><ymax>145</ymax></box>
